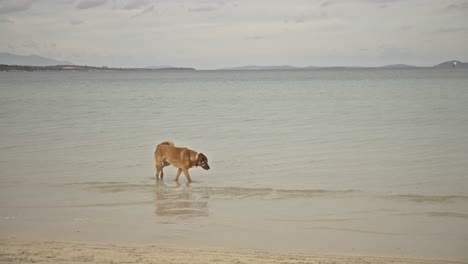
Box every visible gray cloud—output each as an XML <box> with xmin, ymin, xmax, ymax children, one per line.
<box><xmin>0</xmin><ymin>0</ymin><xmax>33</xmax><ymax>14</ymax></box>
<box><xmin>400</xmin><ymin>25</ymin><xmax>412</xmax><ymax>31</ymax></box>
<box><xmin>123</xmin><ymin>0</ymin><xmax>150</xmax><ymax>10</ymax></box>
<box><xmin>141</xmin><ymin>5</ymin><xmax>154</xmax><ymax>14</ymax></box>
<box><xmin>320</xmin><ymin>0</ymin><xmax>399</xmax><ymax>9</ymax></box>
<box><xmin>7</xmin><ymin>44</ymin><xmax>16</xmax><ymax>52</ymax></box>
<box><xmin>377</xmin><ymin>46</ymin><xmax>416</xmax><ymax>63</ymax></box>
<box><xmin>22</xmin><ymin>39</ymin><xmax>38</xmax><ymax>49</ymax></box>
<box><xmin>366</xmin><ymin>0</ymin><xmax>400</xmax><ymax>3</ymax></box>
<box><xmin>187</xmin><ymin>0</ymin><xmax>225</xmax><ymax>12</ymax></box>
<box><xmin>76</xmin><ymin>0</ymin><xmax>107</xmax><ymax>10</ymax></box>
<box><xmin>188</xmin><ymin>6</ymin><xmax>219</xmax><ymax>12</ymax></box>
<box><xmin>290</xmin><ymin>12</ymin><xmax>329</xmax><ymax>24</ymax></box>
<box><xmin>320</xmin><ymin>1</ymin><xmax>334</xmax><ymax>8</ymax></box>
<box><xmin>447</xmin><ymin>2</ymin><xmax>468</xmax><ymax>9</ymax></box>
<box><xmin>70</xmin><ymin>19</ymin><xmax>84</xmax><ymax>25</ymax></box>
<box><xmin>360</xmin><ymin>0</ymin><xmax>401</xmax><ymax>8</ymax></box>
<box><xmin>0</xmin><ymin>18</ymin><xmax>14</xmax><ymax>23</ymax></box>
<box><xmin>130</xmin><ymin>5</ymin><xmax>154</xmax><ymax>18</ymax></box>
<box><xmin>436</xmin><ymin>26</ymin><xmax>468</xmax><ymax>34</ymax></box>
<box><xmin>244</xmin><ymin>35</ymin><xmax>267</xmax><ymax>40</ymax></box>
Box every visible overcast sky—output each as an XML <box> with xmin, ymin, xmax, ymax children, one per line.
<box><xmin>0</xmin><ymin>0</ymin><xmax>467</xmax><ymax>69</ymax></box>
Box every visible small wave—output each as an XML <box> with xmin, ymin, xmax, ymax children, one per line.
<box><xmin>69</xmin><ymin>182</ymin><xmax>154</xmax><ymax>193</ymax></box>
<box><xmin>425</xmin><ymin>212</ymin><xmax>468</xmax><ymax>219</ymax></box>
<box><xmin>2</xmin><ymin>200</ymin><xmax>153</xmax><ymax>209</ymax></box>
<box><xmin>390</xmin><ymin>194</ymin><xmax>468</xmax><ymax>203</ymax></box>
<box><xmin>70</xmin><ymin>182</ymin><xmax>358</xmax><ymax>199</ymax></box>
<box><xmin>192</xmin><ymin>187</ymin><xmax>357</xmax><ymax>199</ymax></box>
<box><xmin>267</xmin><ymin>218</ymin><xmax>355</xmax><ymax>222</ymax></box>
<box><xmin>70</xmin><ymin>182</ymin><xmax>468</xmax><ymax>203</ymax></box>
<box><xmin>300</xmin><ymin>226</ymin><xmax>404</xmax><ymax>236</ymax></box>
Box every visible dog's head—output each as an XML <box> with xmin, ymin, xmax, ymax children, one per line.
<box><xmin>197</xmin><ymin>153</ymin><xmax>210</xmax><ymax>170</ymax></box>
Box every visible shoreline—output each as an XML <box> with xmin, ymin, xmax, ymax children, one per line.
<box><xmin>0</xmin><ymin>239</ymin><xmax>466</xmax><ymax>264</ymax></box>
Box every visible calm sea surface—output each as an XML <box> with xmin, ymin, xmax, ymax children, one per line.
<box><xmin>1</xmin><ymin>69</ymin><xmax>468</xmax><ymax>260</ymax></box>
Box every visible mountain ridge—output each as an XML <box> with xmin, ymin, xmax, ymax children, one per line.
<box><xmin>1</xmin><ymin>52</ymin><xmax>467</xmax><ymax>70</ymax></box>
<box><xmin>0</xmin><ymin>52</ymin><xmax>72</xmax><ymax>66</ymax></box>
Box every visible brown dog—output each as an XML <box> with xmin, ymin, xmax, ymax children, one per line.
<box><xmin>154</xmin><ymin>141</ymin><xmax>210</xmax><ymax>182</ymax></box>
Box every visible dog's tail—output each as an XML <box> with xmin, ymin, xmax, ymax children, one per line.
<box><xmin>158</xmin><ymin>141</ymin><xmax>174</xmax><ymax>147</ymax></box>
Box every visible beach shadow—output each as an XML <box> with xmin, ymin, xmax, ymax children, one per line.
<box><xmin>153</xmin><ymin>180</ymin><xmax>209</xmax><ymax>220</ymax></box>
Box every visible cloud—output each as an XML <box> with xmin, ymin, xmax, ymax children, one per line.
<box><xmin>188</xmin><ymin>6</ymin><xmax>219</xmax><ymax>12</ymax></box>
<box><xmin>141</xmin><ymin>5</ymin><xmax>154</xmax><ymax>14</ymax></box>
<box><xmin>7</xmin><ymin>44</ymin><xmax>16</xmax><ymax>52</ymax></box>
<box><xmin>322</xmin><ymin>0</ymin><xmax>400</xmax><ymax>8</ymax></box>
<box><xmin>320</xmin><ymin>1</ymin><xmax>334</xmax><ymax>8</ymax></box>
<box><xmin>0</xmin><ymin>18</ymin><xmax>14</xmax><ymax>23</ymax></box>
<box><xmin>76</xmin><ymin>0</ymin><xmax>107</xmax><ymax>10</ymax></box>
<box><xmin>290</xmin><ymin>12</ymin><xmax>329</xmax><ymax>24</ymax></box>
<box><xmin>358</xmin><ymin>0</ymin><xmax>401</xmax><ymax>8</ymax></box>
<box><xmin>367</xmin><ymin>0</ymin><xmax>400</xmax><ymax>4</ymax></box>
<box><xmin>0</xmin><ymin>0</ymin><xmax>33</xmax><ymax>14</ymax></box>
<box><xmin>123</xmin><ymin>0</ymin><xmax>150</xmax><ymax>10</ymax></box>
<box><xmin>377</xmin><ymin>46</ymin><xmax>415</xmax><ymax>62</ymax></box>
<box><xmin>22</xmin><ymin>39</ymin><xmax>38</xmax><ymax>49</ymax></box>
<box><xmin>435</xmin><ymin>26</ymin><xmax>468</xmax><ymax>34</ymax></box>
<box><xmin>186</xmin><ymin>1</ymin><xmax>226</xmax><ymax>12</ymax></box>
<box><xmin>400</xmin><ymin>25</ymin><xmax>412</xmax><ymax>31</ymax></box>
<box><xmin>130</xmin><ymin>5</ymin><xmax>154</xmax><ymax>18</ymax></box>
<box><xmin>447</xmin><ymin>2</ymin><xmax>468</xmax><ymax>10</ymax></box>
<box><xmin>70</xmin><ymin>19</ymin><xmax>84</xmax><ymax>25</ymax></box>
<box><xmin>244</xmin><ymin>34</ymin><xmax>267</xmax><ymax>40</ymax></box>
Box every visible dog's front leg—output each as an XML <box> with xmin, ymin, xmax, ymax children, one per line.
<box><xmin>182</xmin><ymin>168</ymin><xmax>192</xmax><ymax>183</ymax></box>
<box><xmin>175</xmin><ymin>168</ymin><xmax>182</xmax><ymax>181</ymax></box>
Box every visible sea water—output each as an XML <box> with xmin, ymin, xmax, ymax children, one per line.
<box><xmin>1</xmin><ymin>69</ymin><xmax>467</xmax><ymax>260</ymax></box>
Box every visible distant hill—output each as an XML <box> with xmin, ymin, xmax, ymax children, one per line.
<box><xmin>0</xmin><ymin>52</ymin><xmax>73</xmax><ymax>66</ymax></box>
<box><xmin>382</xmin><ymin>64</ymin><xmax>418</xmax><ymax>68</ymax></box>
<box><xmin>220</xmin><ymin>61</ymin><xmax>468</xmax><ymax>70</ymax></box>
<box><xmin>145</xmin><ymin>65</ymin><xmax>195</xmax><ymax>70</ymax></box>
<box><xmin>1</xmin><ymin>54</ymin><xmax>467</xmax><ymax>71</ymax></box>
<box><xmin>145</xmin><ymin>65</ymin><xmax>174</xmax><ymax>69</ymax></box>
<box><xmin>221</xmin><ymin>64</ymin><xmax>419</xmax><ymax>70</ymax></box>
<box><xmin>220</xmin><ymin>65</ymin><xmax>299</xmax><ymax>70</ymax></box>
<box><xmin>0</xmin><ymin>64</ymin><xmax>196</xmax><ymax>72</ymax></box>
<box><xmin>433</xmin><ymin>60</ymin><xmax>468</xmax><ymax>68</ymax></box>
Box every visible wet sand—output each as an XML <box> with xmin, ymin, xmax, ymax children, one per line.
<box><xmin>1</xmin><ymin>239</ymin><xmax>465</xmax><ymax>264</ymax></box>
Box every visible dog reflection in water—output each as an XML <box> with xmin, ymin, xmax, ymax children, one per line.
<box><xmin>154</xmin><ymin>141</ymin><xmax>210</xmax><ymax>183</ymax></box>
<box><xmin>154</xmin><ymin>181</ymin><xmax>209</xmax><ymax>219</ymax></box>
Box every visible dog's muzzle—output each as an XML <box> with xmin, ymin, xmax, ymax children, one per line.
<box><xmin>202</xmin><ymin>164</ymin><xmax>210</xmax><ymax>170</ymax></box>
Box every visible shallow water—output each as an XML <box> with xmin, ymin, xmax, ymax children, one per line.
<box><xmin>1</xmin><ymin>69</ymin><xmax>468</xmax><ymax>260</ymax></box>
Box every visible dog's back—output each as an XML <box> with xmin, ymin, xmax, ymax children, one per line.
<box><xmin>158</xmin><ymin>141</ymin><xmax>174</xmax><ymax>147</ymax></box>
<box><xmin>155</xmin><ymin>141</ymin><xmax>175</xmax><ymax>160</ymax></box>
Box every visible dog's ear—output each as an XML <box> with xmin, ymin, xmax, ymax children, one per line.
<box><xmin>198</xmin><ymin>153</ymin><xmax>207</xmax><ymax>162</ymax></box>
<box><xmin>198</xmin><ymin>153</ymin><xmax>210</xmax><ymax>170</ymax></box>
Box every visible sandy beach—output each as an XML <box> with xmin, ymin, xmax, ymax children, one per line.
<box><xmin>1</xmin><ymin>239</ymin><xmax>466</xmax><ymax>264</ymax></box>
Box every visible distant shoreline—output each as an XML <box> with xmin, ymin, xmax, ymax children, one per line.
<box><xmin>1</xmin><ymin>63</ymin><xmax>466</xmax><ymax>72</ymax></box>
<box><xmin>0</xmin><ymin>64</ymin><xmax>196</xmax><ymax>72</ymax></box>
<box><xmin>1</xmin><ymin>52</ymin><xmax>466</xmax><ymax>71</ymax></box>
<box><xmin>0</xmin><ymin>60</ymin><xmax>468</xmax><ymax>72</ymax></box>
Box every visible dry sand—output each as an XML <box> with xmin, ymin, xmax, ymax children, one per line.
<box><xmin>0</xmin><ymin>240</ymin><xmax>465</xmax><ymax>264</ymax></box>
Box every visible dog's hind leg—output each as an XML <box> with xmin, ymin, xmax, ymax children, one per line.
<box><xmin>155</xmin><ymin>164</ymin><xmax>161</xmax><ymax>180</ymax></box>
<box><xmin>154</xmin><ymin>151</ymin><xmax>161</xmax><ymax>179</ymax></box>
<box><xmin>160</xmin><ymin>159</ymin><xmax>170</xmax><ymax>178</ymax></box>
<box><xmin>175</xmin><ymin>168</ymin><xmax>182</xmax><ymax>181</ymax></box>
